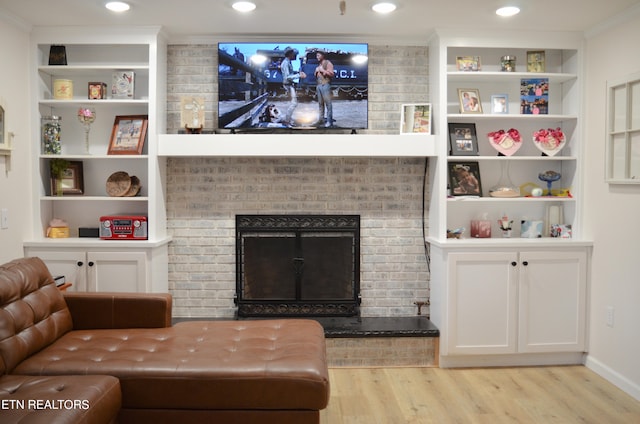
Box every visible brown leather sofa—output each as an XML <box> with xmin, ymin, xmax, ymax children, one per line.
<box><xmin>0</xmin><ymin>257</ymin><xmax>330</xmax><ymax>424</ymax></box>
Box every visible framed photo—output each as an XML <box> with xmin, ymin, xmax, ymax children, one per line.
<box><xmin>456</xmin><ymin>56</ymin><xmax>481</xmax><ymax>72</ymax></box>
<box><xmin>491</xmin><ymin>94</ymin><xmax>509</xmax><ymax>114</ymax></box>
<box><xmin>0</xmin><ymin>104</ymin><xmax>5</xmax><ymax>152</ymax></box>
<box><xmin>448</xmin><ymin>161</ymin><xmax>482</xmax><ymax>196</ymax></box>
<box><xmin>520</xmin><ymin>78</ymin><xmax>549</xmax><ymax>115</ymax></box>
<box><xmin>400</xmin><ymin>103</ymin><xmax>431</xmax><ymax>134</ymax></box>
<box><xmin>108</xmin><ymin>115</ymin><xmax>148</xmax><ymax>155</ymax></box>
<box><xmin>458</xmin><ymin>89</ymin><xmax>483</xmax><ymax>114</ymax></box>
<box><xmin>181</xmin><ymin>96</ymin><xmax>205</xmax><ymax>129</ymax></box>
<box><xmin>527</xmin><ymin>51</ymin><xmax>546</xmax><ymax>73</ymax></box>
<box><xmin>448</xmin><ymin>123</ymin><xmax>478</xmax><ymax>156</ymax></box>
<box><xmin>51</xmin><ymin>160</ymin><xmax>84</xmax><ymax>195</ymax></box>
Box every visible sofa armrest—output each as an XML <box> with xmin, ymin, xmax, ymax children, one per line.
<box><xmin>63</xmin><ymin>292</ymin><xmax>172</xmax><ymax>330</ymax></box>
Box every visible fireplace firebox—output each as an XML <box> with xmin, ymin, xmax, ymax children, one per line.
<box><xmin>235</xmin><ymin>215</ymin><xmax>360</xmax><ymax>317</ymax></box>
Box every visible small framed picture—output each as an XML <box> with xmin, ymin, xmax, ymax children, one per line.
<box><xmin>456</xmin><ymin>56</ymin><xmax>481</xmax><ymax>72</ymax></box>
<box><xmin>527</xmin><ymin>51</ymin><xmax>546</xmax><ymax>73</ymax></box>
<box><xmin>50</xmin><ymin>160</ymin><xmax>84</xmax><ymax>195</ymax></box>
<box><xmin>520</xmin><ymin>78</ymin><xmax>549</xmax><ymax>115</ymax></box>
<box><xmin>448</xmin><ymin>161</ymin><xmax>482</xmax><ymax>196</ymax></box>
<box><xmin>491</xmin><ymin>94</ymin><xmax>509</xmax><ymax>114</ymax></box>
<box><xmin>458</xmin><ymin>89</ymin><xmax>483</xmax><ymax>114</ymax></box>
<box><xmin>108</xmin><ymin>115</ymin><xmax>148</xmax><ymax>155</ymax></box>
<box><xmin>448</xmin><ymin>123</ymin><xmax>478</xmax><ymax>156</ymax></box>
<box><xmin>88</xmin><ymin>82</ymin><xmax>107</xmax><ymax>100</ymax></box>
<box><xmin>400</xmin><ymin>103</ymin><xmax>431</xmax><ymax>134</ymax></box>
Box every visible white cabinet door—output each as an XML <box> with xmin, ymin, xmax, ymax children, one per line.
<box><xmin>448</xmin><ymin>251</ymin><xmax>519</xmax><ymax>354</ymax></box>
<box><xmin>24</xmin><ymin>249</ymin><xmax>88</xmax><ymax>292</ymax></box>
<box><xmin>87</xmin><ymin>251</ymin><xmax>147</xmax><ymax>293</ymax></box>
<box><xmin>518</xmin><ymin>250</ymin><xmax>587</xmax><ymax>353</ymax></box>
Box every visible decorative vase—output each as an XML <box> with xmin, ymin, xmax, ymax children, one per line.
<box><xmin>538</xmin><ymin>170</ymin><xmax>562</xmax><ymax>196</ymax></box>
<box><xmin>42</xmin><ymin>115</ymin><xmax>62</xmax><ymax>154</ymax></box>
<box><xmin>489</xmin><ymin>161</ymin><xmax>520</xmax><ymax>197</ymax></box>
<box><xmin>77</xmin><ymin>107</ymin><xmax>96</xmax><ymax>154</ymax></box>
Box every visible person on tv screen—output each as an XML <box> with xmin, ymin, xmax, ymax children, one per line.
<box><xmin>280</xmin><ymin>46</ymin><xmax>306</xmax><ymax>127</ymax></box>
<box><xmin>314</xmin><ymin>50</ymin><xmax>334</xmax><ymax>127</ymax></box>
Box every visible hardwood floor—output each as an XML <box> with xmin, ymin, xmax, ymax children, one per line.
<box><xmin>320</xmin><ymin>366</ymin><xmax>640</xmax><ymax>423</ymax></box>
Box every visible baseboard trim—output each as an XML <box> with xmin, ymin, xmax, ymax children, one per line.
<box><xmin>584</xmin><ymin>355</ymin><xmax>640</xmax><ymax>401</ymax></box>
<box><xmin>439</xmin><ymin>352</ymin><xmax>584</xmax><ymax>368</ymax></box>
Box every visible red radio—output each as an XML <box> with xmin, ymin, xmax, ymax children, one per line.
<box><xmin>99</xmin><ymin>215</ymin><xmax>147</xmax><ymax>240</ymax></box>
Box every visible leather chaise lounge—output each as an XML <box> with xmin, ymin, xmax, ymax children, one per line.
<box><xmin>0</xmin><ymin>257</ymin><xmax>330</xmax><ymax>423</ymax></box>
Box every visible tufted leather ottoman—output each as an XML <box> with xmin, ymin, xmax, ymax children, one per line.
<box><xmin>13</xmin><ymin>319</ymin><xmax>329</xmax><ymax>421</ymax></box>
<box><xmin>0</xmin><ymin>374</ymin><xmax>121</xmax><ymax>424</ymax></box>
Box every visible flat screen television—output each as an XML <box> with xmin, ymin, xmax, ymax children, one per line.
<box><xmin>218</xmin><ymin>42</ymin><xmax>368</xmax><ymax>130</ymax></box>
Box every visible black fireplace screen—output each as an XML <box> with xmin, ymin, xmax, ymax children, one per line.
<box><xmin>236</xmin><ymin>215</ymin><xmax>360</xmax><ymax>317</ymax></box>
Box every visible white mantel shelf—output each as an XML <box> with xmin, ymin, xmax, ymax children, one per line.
<box><xmin>158</xmin><ymin>134</ymin><xmax>436</xmax><ymax>157</ymax></box>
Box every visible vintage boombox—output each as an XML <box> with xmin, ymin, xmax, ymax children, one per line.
<box><xmin>99</xmin><ymin>215</ymin><xmax>147</xmax><ymax>240</ymax></box>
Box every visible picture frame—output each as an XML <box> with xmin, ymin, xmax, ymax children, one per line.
<box><xmin>400</xmin><ymin>103</ymin><xmax>431</xmax><ymax>134</ymax></box>
<box><xmin>458</xmin><ymin>89</ymin><xmax>483</xmax><ymax>114</ymax></box>
<box><xmin>520</xmin><ymin>78</ymin><xmax>549</xmax><ymax>115</ymax></box>
<box><xmin>491</xmin><ymin>94</ymin><xmax>509</xmax><ymax>114</ymax></box>
<box><xmin>456</xmin><ymin>56</ymin><xmax>481</xmax><ymax>72</ymax></box>
<box><xmin>527</xmin><ymin>51</ymin><xmax>546</xmax><ymax>73</ymax></box>
<box><xmin>108</xmin><ymin>115</ymin><xmax>148</xmax><ymax>155</ymax></box>
<box><xmin>51</xmin><ymin>160</ymin><xmax>84</xmax><ymax>195</ymax></box>
<box><xmin>448</xmin><ymin>123</ymin><xmax>479</xmax><ymax>156</ymax></box>
<box><xmin>448</xmin><ymin>161</ymin><xmax>483</xmax><ymax>196</ymax></box>
<box><xmin>0</xmin><ymin>104</ymin><xmax>5</xmax><ymax>150</ymax></box>
<box><xmin>0</xmin><ymin>100</ymin><xmax>12</xmax><ymax>156</ymax></box>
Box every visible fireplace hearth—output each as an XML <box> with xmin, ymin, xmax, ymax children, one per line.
<box><xmin>235</xmin><ymin>215</ymin><xmax>360</xmax><ymax>317</ymax></box>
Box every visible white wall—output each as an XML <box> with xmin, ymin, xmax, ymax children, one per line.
<box><xmin>583</xmin><ymin>6</ymin><xmax>640</xmax><ymax>400</ymax></box>
<box><xmin>0</xmin><ymin>12</ymin><xmax>31</xmax><ymax>264</ymax></box>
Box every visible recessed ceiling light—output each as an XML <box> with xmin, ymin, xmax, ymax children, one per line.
<box><xmin>496</xmin><ymin>6</ymin><xmax>520</xmax><ymax>17</ymax></box>
<box><xmin>232</xmin><ymin>1</ymin><xmax>257</xmax><ymax>12</ymax></box>
<box><xmin>372</xmin><ymin>2</ymin><xmax>397</xmax><ymax>14</ymax></box>
<box><xmin>105</xmin><ymin>1</ymin><xmax>130</xmax><ymax>12</ymax></box>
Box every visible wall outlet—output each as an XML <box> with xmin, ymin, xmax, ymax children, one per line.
<box><xmin>606</xmin><ymin>306</ymin><xmax>615</xmax><ymax>327</ymax></box>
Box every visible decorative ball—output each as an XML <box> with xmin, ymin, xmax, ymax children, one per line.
<box><xmin>531</xmin><ymin>187</ymin><xmax>543</xmax><ymax>197</ymax></box>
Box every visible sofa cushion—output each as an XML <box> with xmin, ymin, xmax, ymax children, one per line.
<box><xmin>0</xmin><ymin>258</ymin><xmax>72</xmax><ymax>375</ymax></box>
<box><xmin>0</xmin><ymin>374</ymin><xmax>121</xmax><ymax>424</ymax></box>
<box><xmin>14</xmin><ymin>319</ymin><xmax>330</xmax><ymax>411</ymax></box>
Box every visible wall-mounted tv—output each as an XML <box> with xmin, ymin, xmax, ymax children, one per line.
<box><xmin>218</xmin><ymin>42</ymin><xmax>368</xmax><ymax>130</ymax></box>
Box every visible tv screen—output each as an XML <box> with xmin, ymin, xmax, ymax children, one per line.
<box><xmin>218</xmin><ymin>42</ymin><xmax>368</xmax><ymax>130</ymax></box>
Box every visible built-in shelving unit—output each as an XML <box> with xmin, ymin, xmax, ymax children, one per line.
<box><xmin>427</xmin><ymin>30</ymin><xmax>592</xmax><ymax>367</ymax></box>
<box><xmin>24</xmin><ymin>27</ymin><xmax>169</xmax><ymax>294</ymax></box>
<box><xmin>427</xmin><ymin>31</ymin><xmax>585</xmax><ymax>243</ymax></box>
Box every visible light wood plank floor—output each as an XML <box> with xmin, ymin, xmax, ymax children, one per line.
<box><xmin>320</xmin><ymin>366</ymin><xmax>640</xmax><ymax>423</ymax></box>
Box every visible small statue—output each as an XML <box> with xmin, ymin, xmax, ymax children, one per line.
<box><xmin>497</xmin><ymin>214</ymin><xmax>513</xmax><ymax>238</ymax></box>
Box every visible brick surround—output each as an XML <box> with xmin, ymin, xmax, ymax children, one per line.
<box><xmin>166</xmin><ymin>44</ymin><xmax>431</xmax><ymax>318</ymax></box>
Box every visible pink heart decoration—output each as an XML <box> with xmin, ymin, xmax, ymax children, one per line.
<box><xmin>532</xmin><ymin>128</ymin><xmax>566</xmax><ymax>156</ymax></box>
<box><xmin>487</xmin><ymin>129</ymin><xmax>523</xmax><ymax>156</ymax></box>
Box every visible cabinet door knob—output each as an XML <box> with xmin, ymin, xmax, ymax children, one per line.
<box><xmin>77</xmin><ymin>261</ymin><xmax>83</xmax><ymax>267</ymax></box>
<box><xmin>522</xmin><ymin>261</ymin><xmax>529</xmax><ymax>266</ymax></box>
<box><xmin>88</xmin><ymin>261</ymin><xmax>95</xmax><ymax>267</ymax></box>
<box><xmin>511</xmin><ymin>261</ymin><xmax>517</xmax><ymax>266</ymax></box>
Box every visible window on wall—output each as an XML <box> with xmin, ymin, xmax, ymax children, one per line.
<box><xmin>606</xmin><ymin>71</ymin><xmax>640</xmax><ymax>183</ymax></box>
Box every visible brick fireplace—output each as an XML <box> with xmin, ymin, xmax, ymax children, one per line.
<box><xmin>165</xmin><ymin>44</ymin><xmax>430</xmax><ymax>318</ymax></box>
<box><xmin>166</xmin><ymin>156</ymin><xmax>430</xmax><ymax>318</ymax></box>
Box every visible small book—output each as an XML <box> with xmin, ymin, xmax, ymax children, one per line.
<box><xmin>112</xmin><ymin>71</ymin><xmax>135</xmax><ymax>99</ymax></box>
<box><xmin>54</xmin><ymin>275</ymin><xmax>66</xmax><ymax>286</ymax></box>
